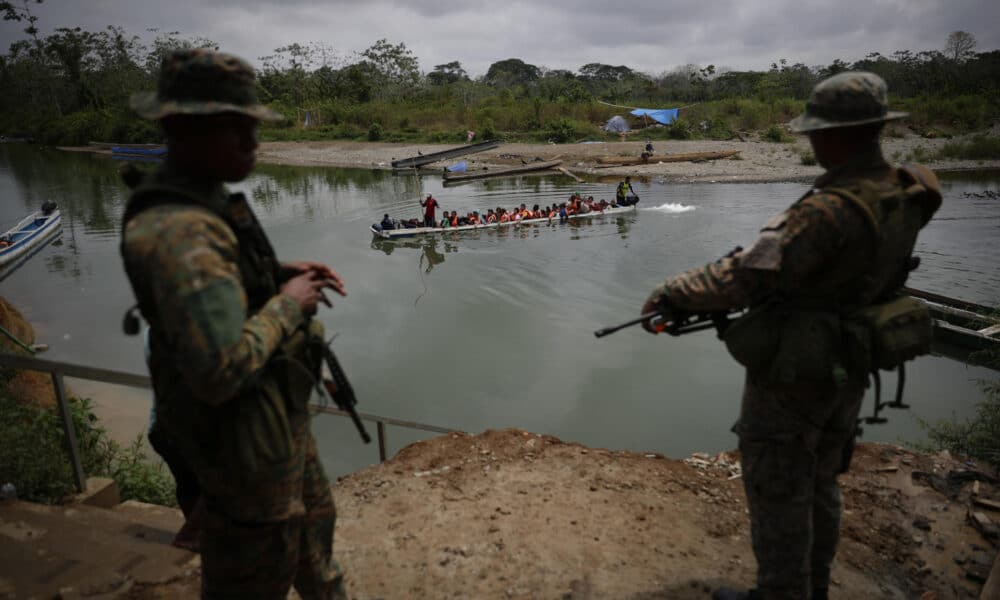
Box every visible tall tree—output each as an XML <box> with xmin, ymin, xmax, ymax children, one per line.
<box><xmin>427</xmin><ymin>61</ymin><xmax>467</xmax><ymax>85</ymax></box>
<box><xmin>944</xmin><ymin>30</ymin><xmax>977</xmax><ymax>62</ymax></box>
<box><xmin>484</xmin><ymin>58</ymin><xmax>540</xmax><ymax>87</ymax></box>
<box><xmin>359</xmin><ymin>38</ymin><xmax>419</xmax><ymax>98</ymax></box>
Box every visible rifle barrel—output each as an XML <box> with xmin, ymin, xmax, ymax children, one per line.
<box><xmin>594</xmin><ymin>312</ymin><xmax>662</xmax><ymax>338</ymax></box>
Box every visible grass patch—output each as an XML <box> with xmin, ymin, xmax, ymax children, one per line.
<box><xmin>799</xmin><ymin>151</ymin><xmax>817</xmax><ymax>166</ymax></box>
<box><xmin>0</xmin><ymin>391</ymin><xmax>176</xmax><ymax>505</ymax></box>
<box><xmin>937</xmin><ymin>135</ymin><xmax>1000</xmax><ymax>160</ymax></box>
<box><xmin>762</xmin><ymin>124</ymin><xmax>792</xmax><ymax>143</ymax></box>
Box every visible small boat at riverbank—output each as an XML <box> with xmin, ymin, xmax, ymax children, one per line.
<box><xmin>905</xmin><ymin>287</ymin><xmax>1000</xmax><ymax>369</ymax></box>
<box><xmin>371</xmin><ymin>204</ymin><xmax>637</xmax><ymax>239</ymax></box>
<box><xmin>0</xmin><ymin>203</ymin><xmax>62</xmax><ymax>274</ymax></box>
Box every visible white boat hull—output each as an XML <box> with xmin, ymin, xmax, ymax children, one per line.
<box><xmin>0</xmin><ymin>209</ymin><xmax>62</xmax><ymax>269</ymax></box>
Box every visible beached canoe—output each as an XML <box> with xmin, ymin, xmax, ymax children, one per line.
<box><xmin>0</xmin><ymin>203</ymin><xmax>62</xmax><ymax>271</ymax></box>
<box><xmin>596</xmin><ymin>150</ymin><xmax>741</xmax><ymax>165</ymax></box>
<box><xmin>371</xmin><ymin>204</ymin><xmax>637</xmax><ymax>239</ymax></box>
<box><xmin>442</xmin><ymin>160</ymin><xmax>563</xmax><ymax>183</ymax></box>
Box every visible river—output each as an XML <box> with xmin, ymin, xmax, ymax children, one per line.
<box><xmin>1</xmin><ymin>144</ymin><xmax>997</xmax><ymax>477</ymax></box>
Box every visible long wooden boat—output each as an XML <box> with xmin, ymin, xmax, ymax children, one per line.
<box><xmin>903</xmin><ymin>287</ymin><xmax>999</xmax><ymax>370</ymax></box>
<box><xmin>391</xmin><ymin>140</ymin><xmax>501</xmax><ymax>169</ymax></box>
<box><xmin>88</xmin><ymin>141</ymin><xmax>164</xmax><ymax>150</ymax></box>
<box><xmin>0</xmin><ymin>205</ymin><xmax>62</xmax><ymax>271</ymax></box>
<box><xmin>111</xmin><ymin>145</ymin><xmax>166</xmax><ymax>157</ymax></box>
<box><xmin>371</xmin><ymin>204</ymin><xmax>637</xmax><ymax>240</ymax></box>
<box><xmin>442</xmin><ymin>160</ymin><xmax>563</xmax><ymax>183</ymax></box>
<box><xmin>596</xmin><ymin>150</ymin><xmax>740</xmax><ymax>165</ymax></box>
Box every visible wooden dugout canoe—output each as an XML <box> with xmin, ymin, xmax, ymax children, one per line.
<box><xmin>596</xmin><ymin>150</ymin><xmax>741</xmax><ymax>165</ymax></box>
<box><xmin>442</xmin><ymin>160</ymin><xmax>563</xmax><ymax>182</ymax></box>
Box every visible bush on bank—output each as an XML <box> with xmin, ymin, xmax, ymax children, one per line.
<box><xmin>0</xmin><ymin>390</ymin><xmax>176</xmax><ymax>506</ymax></box>
<box><xmin>920</xmin><ymin>344</ymin><xmax>1000</xmax><ymax>470</ymax></box>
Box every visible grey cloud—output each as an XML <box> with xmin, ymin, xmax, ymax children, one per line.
<box><xmin>1</xmin><ymin>0</ymin><xmax>997</xmax><ymax>77</ymax></box>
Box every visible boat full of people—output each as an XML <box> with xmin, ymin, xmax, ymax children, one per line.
<box><xmin>371</xmin><ymin>194</ymin><xmax>638</xmax><ymax>240</ymax></box>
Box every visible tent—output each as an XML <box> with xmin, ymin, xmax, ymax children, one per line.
<box><xmin>603</xmin><ymin>115</ymin><xmax>630</xmax><ymax>132</ymax></box>
<box><xmin>629</xmin><ymin>108</ymin><xmax>679</xmax><ymax>126</ymax></box>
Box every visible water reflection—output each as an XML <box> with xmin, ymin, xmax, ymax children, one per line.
<box><xmin>371</xmin><ymin>236</ymin><xmax>454</xmax><ymax>274</ymax></box>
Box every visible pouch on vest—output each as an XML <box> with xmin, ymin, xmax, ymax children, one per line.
<box><xmin>722</xmin><ymin>304</ymin><xmax>781</xmax><ymax>372</ymax></box>
<box><xmin>850</xmin><ymin>294</ymin><xmax>932</xmax><ymax>371</ymax></box>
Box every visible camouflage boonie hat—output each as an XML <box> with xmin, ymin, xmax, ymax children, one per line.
<box><xmin>130</xmin><ymin>48</ymin><xmax>283</xmax><ymax>121</ymax></box>
<box><xmin>788</xmin><ymin>71</ymin><xmax>907</xmax><ymax>133</ymax></box>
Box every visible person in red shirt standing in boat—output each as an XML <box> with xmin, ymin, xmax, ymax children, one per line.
<box><xmin>420</xmin><ymin>194</ymin><xmax>441</xmax><ymax>227</ymax></box>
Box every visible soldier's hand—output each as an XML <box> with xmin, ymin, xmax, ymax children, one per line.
<box><xmin>281</xmin><ymin>272</ymin><xmax>340</xmax><ymax>316</ymax></box>
<box><xmin>640</xmin><ymin>295</ymin><xmax>671</xmax><ymax>334</ymax></box>
<box><xmin>282</xmin><ymin>261</ymin><xmax>346</xmax><ymax>297</ymax></box>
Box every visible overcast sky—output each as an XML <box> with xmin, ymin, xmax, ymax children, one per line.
<box><xmin>2</xmin><ymin>0</ymin><xmax>997</xmax><ymax>77</ymax></box>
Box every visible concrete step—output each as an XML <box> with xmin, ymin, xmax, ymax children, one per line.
<box><xmin>0</xmin><ymin>500</ymin><xmax>197</xmax><ymax>599</ymax></box>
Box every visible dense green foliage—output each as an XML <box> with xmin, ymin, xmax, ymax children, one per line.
<box><xmin>0</xmin><ymin>3</ymin><xmax>998</xmax><ymax>145</ymax></box>
<box><xmin>938</xmin><ymin>135</ymin><xmax>1000</xmax><ymax>160</ymax></box>
<box><xmin>0</xmin><ymin>387</ymin><xmax>176</xmax><ymax>505</ymax></box>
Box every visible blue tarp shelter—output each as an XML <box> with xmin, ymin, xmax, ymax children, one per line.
<box><xmin>629</xmin><ymin>108</ymin><xmax>679</xmax><ymax>125</ymax></box>
<box><xmin>446</xmin><ymin>161</ymin><xmax>467</xmax><ymax>172</ymax></box>
<box><xmin>603</xmin><ymin>115</ymin><xmax>630</xmax><ymax>132</ymax></box>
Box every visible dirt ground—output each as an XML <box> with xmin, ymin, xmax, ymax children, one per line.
<box><xmin>127</xmin><ymin>429</ymin><xmax>999</xmax><ymax>600</ymax></box>
<box><xmin>255</xmin><ymin>128</ymin><xmax>1000</xmax><ymax>183</ymax></box>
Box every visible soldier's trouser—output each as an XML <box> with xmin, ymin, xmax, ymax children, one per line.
<box><xmin>200</xmin><ymin>432</ymin><xmax>345</xmax><ymax>600</ymax></box>
<box><xmin>735</xmin><ymin>375</ymin><xmax>865</xmax><ymax>600</ymax></box>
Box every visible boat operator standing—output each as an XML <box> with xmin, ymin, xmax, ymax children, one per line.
<box><xmin>639</xmin><ymin>72</ymin><xmax>941</xmax><ymax>600</ymax></box>
<box><xmin>420</xmin><ymin>193</ymin><xmax>441</xmax><ymax>227</ymax></box>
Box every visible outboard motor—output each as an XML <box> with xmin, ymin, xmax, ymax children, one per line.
<box><xmin>40</xmin><ymin>201</ymin><xmax>58</xmax><ymax>215</ymax></box>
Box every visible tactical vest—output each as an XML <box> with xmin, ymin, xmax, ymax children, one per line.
<box><xmin>724</xmin><ymin>165</ymin><xmax>942</xmax><ymax>385</ymax></box>
<box><xmin>120</xmin><ymin>169</ymin><xmax>321</xmax><ymax>511</ymax></box>
<box><xmin>120</xmin><ymin>179</ymin><xmax>280</xmax><ymax>317</ymax></box>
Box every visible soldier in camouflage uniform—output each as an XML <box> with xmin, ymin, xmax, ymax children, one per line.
<box><xmin>120</xmin><ymin>49</ymin><xmax>348</xmax><ymax>599</ymax></box>
<box><xmin>641</xmin><ymin>72</ymin><xmax>942</xmax><ymax>600</ymax></box>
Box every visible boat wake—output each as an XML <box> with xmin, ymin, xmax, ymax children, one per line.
<box><xmin>645</xmin><ymin>203</ymin><xmax>696</xmax><ymax>213</ymax></box>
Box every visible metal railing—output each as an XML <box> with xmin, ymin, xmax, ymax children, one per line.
<box><xmin>0</xmin><ymin>351</ymin><xmax>456</xmax><ymax>493</ymax></box>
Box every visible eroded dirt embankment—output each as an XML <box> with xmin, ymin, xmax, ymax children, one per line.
<box><xmin>126</xmin><ymin>428</ymin><xmax>998</xmax><ymax>600</ymax></box>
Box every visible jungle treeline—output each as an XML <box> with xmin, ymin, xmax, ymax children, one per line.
<box><xmin>0</xmin><ymin>4</ymin><xmax>997</xmax><ymax>147</ymax></box>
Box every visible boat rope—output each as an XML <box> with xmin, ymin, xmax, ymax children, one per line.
<box><xmin>0</xmin><ymin>323</ymin><xmax>37</xmax><ymax>354</ymax></box>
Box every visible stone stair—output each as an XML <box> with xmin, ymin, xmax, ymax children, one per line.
<box><xmin>0</xmin><ymin>483</ymin><xmax>196</xmax><ymax>599</ymax></box>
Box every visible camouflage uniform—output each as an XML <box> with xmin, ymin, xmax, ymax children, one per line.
<box><xmin>120</xmin><ymin>49</ymin><xmax>344</xmax><ymax>599</ymax></box>
<box><xmin>646</xmin><ymin>73</ymin><xmax>941</xmax><ymax>600</ymax></box>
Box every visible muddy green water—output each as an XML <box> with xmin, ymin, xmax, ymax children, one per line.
<box><xmin>1</xmin><ymin>144</ymin><xmax>997</xmax><ymax>476</ymax></box>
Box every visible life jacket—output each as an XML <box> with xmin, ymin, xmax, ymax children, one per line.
<box><xmin>616</xmin><ymin>182</ymin><xmax>627</xmax><ymax>200</ymax></box>
<box><xmin>451</xmin><ymin>215</ymin><xmax>459</xmax><ymax>226</ymax></box>
<box><xmin>500</xmin><ymin>213</ymin><xmax>510</xmax><ymax>223</ymax></box>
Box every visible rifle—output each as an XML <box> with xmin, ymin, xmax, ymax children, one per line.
<box><xmin>319</xmin><ymin>342</ymin><xmax>372</xmax><ymax>444</ymax></box>
<box><xmin>594</xmin><ymin>308</ymin><xmax>739</xmax><ymax>339</ymax></box>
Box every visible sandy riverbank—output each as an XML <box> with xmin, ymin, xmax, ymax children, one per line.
<box><xmin>256</xmin><ymin>131</ymin><xmax>1000</xmax><ymax>184</ymax></box>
